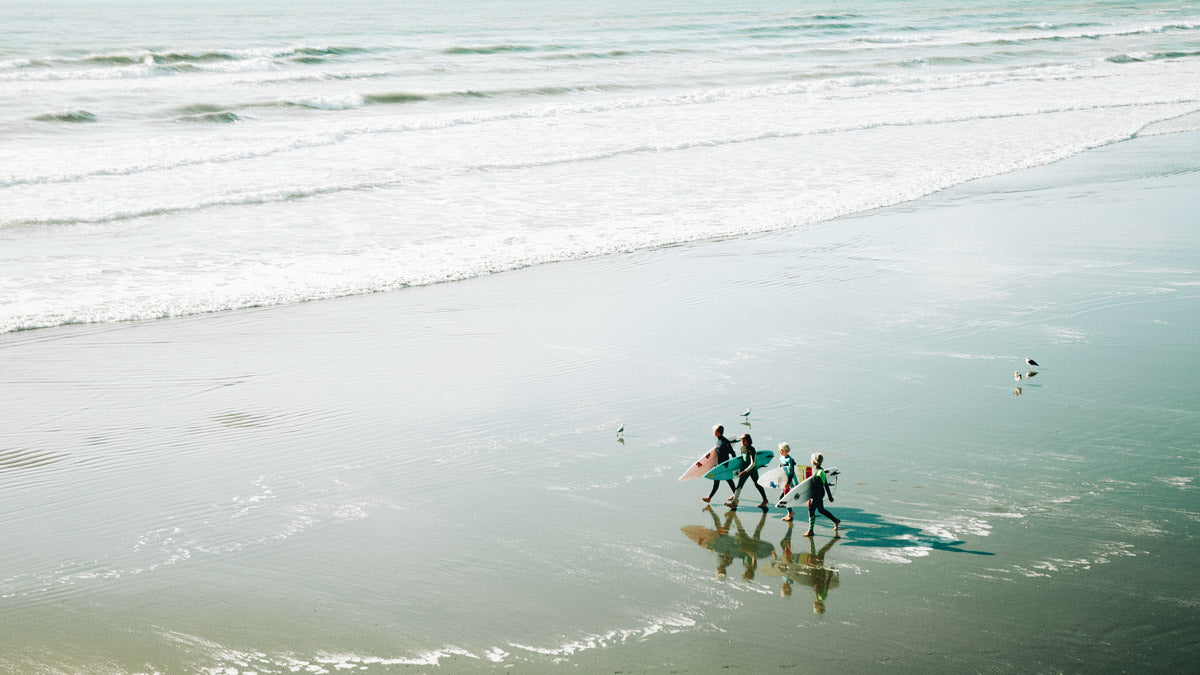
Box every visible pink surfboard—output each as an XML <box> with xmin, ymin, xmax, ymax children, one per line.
<box><xmin>678</xmin><ymin>448</ymin><xmax>719</xmax><ymax>481</ymax></box>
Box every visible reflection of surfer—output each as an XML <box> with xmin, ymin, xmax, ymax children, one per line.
<box><xmin>802</xmin><ymin>452</ymin><xmax>840</xmax><ymax>537</ymax></box>
<box><xmin>683</xmin><ymin>507</ymin><xmax>774</xmax><ymax>581</ymax></box>
<box><xmin>726</xmin><ymin>434</ymin><xmax>769</xmax><ymax>509</ymax></box>
<box><xmin>803</xmin><ymin>536</ymin><xmax>838</xmax><ymax>613</ymax></box>
<box><xmin>702</xmin><ymin>425</ymin><xmax>737</xmax><ymax>503</ymax></box>
<box><xmin>729</xmin><ymin>508</ymin><xmax>769</xmax><ymax>581</ymax></box>
<box><xmin>777</xmin><ymin>523</ymin><xmax>797</xmax><ymax>597</ymax></box>
<box><xmin>773</xmin><ymin>526</ymin><xmax>839</xmax><ymax>611</ymax></box>
<box><xmin>708</xmin><ymin>508</ymin><xmax>736</xmax><ymax>579</ymax></box>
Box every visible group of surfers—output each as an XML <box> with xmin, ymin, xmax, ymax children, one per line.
<box><xmin>702</xmin><ymin>424</ymin><xmax>841</xmax><ymax>537</ymax></box>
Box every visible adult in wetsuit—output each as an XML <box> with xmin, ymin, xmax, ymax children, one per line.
<box><xmin>727</xmin><ymin>433</ymin><xmax>769</xmax><ymax>509</ymax></box>
<box><xmin>702</xmin><ymin>425</ymin><xmax>737</xmax><ymax>503</ymax></box>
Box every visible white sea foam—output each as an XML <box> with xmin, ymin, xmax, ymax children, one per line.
<box><xmin>4</xmin><ymin>2</ymin><xmax>1200</xmax><ymax>333</ymax></box>
<box><xmin>172</xmin><ymin>614</ymin><xmax>698</xmax><ymax>671</ymax></box>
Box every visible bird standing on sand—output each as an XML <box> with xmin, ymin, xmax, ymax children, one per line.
<box><xmin>1025</xmin><ymin>357</ymin><xmax>1039</xmax><ymax>368</ymax></box>
<box><xmin>1014</xmin><ymin>371</ymin><xmax>1022</xmax><ymax>382</ymax></box>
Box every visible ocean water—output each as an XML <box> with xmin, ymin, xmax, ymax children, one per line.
<box><xmin>3</xmin><ymin>0</ymin><xmax>1200</xmax><ymax>333</ymax></box>
<box><xmin>2</xmin><ymin>129</ymin><xmax>1197</xmax><ymax>673</ymax></box>
<box><xmin>3</xmin><ymin>2</ymin><xmax>1200</xmax><ymax>673</ymax></box>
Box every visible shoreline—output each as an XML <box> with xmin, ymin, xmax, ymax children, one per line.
<box><xmin>2</xmin><ymin>130</ymin><xmax>1199</xmax><ymax>672</ymax></box>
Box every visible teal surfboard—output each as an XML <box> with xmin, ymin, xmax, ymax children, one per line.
<box><xmin>704</xmin><ymin>450</ymin><xmax>774</xmax><ymax>481</ymax></box>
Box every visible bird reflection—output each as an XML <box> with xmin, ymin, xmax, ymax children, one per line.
<box><xmin>1014</xmin><ymin>387</ymin><xmax>1022</xmax><ymax>396</ymax></box>
<box><xmin>1025</xmin><ymin>370</ymin><xmax>1037</xmax><ymax>379</ymax></box>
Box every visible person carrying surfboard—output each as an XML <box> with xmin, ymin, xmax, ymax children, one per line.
<box><xmin>702</xmin><ymin>425</ymin><xmax>738</xmax><ymax>503</ymax></box>
<box><xmin>778</xmin><ymin>443</ymin><xmax>798</xmax><ymax>522</ymax></box>
<box><xmin>802</xmin><ymin>452</ymin><xmax>840</xmax><ymax>537</ymax></box>
<box><xmin>726</xmin><ymin>434</ymin><xmax>770</xmax><ymax>509</ymax></box>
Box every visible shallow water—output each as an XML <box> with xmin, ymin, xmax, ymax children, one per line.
<box><xmin>2</xmin><ymin>131</ymin><xmax>1197</xmax><ymax>672</ymax></box>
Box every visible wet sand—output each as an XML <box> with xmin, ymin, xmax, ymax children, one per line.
<box><xmin>2</xmin><ymin>131</ymin><xmax>1198</xmax><ymax>672</ymax></box>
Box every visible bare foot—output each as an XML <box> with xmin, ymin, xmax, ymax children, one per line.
<box><xmin>724</xmin><ymin>500</ymin><xmax>738</xmax><ymax>508</ymax></box>
<box><xmin>758</xmin><ymin>501</ymin><xmax>768</xmax><ymax>509</ymax></box>
<box><xmin>801</xmin><ymin>530</ymin><xmax>814</xmax><ymax>537</ymax></box>
<box><xmin>781</xmin><ymin>515</ymin><xmax>792</xmax><ymax>522</ymax></box>
<box><xmin>701</xmin><ymin>497</ymin><xmax>711</xmax><ymax>503</ymax></box>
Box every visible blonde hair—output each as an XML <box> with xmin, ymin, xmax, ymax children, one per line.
<box><xmin>778</xmin><ymin>442</ymin><xmax>791</xmax><ymax>453</ymax></box>
<box><xmin>811</xmin><ymin>452</ymin><xmax>824</xmax><ymax>466</ymax></box>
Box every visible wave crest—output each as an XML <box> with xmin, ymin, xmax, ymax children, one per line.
<box><xmin>30</xmin><ymin>110</ymin><xmax>97</xmax><ymax>123</ymax></box>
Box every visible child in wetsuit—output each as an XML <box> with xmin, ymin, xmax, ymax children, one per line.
<box><xmin>802</xmin><ymin>452</ymin><xmax>840</xmax><ymax>537</ymax></box>
<box><xmin>778</xmin><ymin>443</ymin><xmax>798</xmax><ymax>521</ymax></box>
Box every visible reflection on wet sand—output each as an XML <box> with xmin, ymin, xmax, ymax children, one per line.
<box><xmin>681</xmin><ymin>507</ymin><xmax>774</xmax><ymax>581</ymax></box>
<box><xmin>765</xmin><ymin>525</ymin><xmax>839</xmax><ymax>613</ymax></box>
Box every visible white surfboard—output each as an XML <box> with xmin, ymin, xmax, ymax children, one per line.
<box><xmin>678</xmin><ymin>448</ymin><xmax>719</xmax><ymax>481</ymax></box>
<box><xmin>775</xmin><ymin>475</ymin><xmax>818</xmax><ymax>508</ymax></box>
<box><xmin>757</xmin><ymin>467</ymin><xmax>788</xmax><ymax>490</ymax></box>
<box><xmin>758</xmin><ymin>464</ymin><xmax>810</xmax><ymax>490</ymax></box>
<box><xmin>775</xmin><ymin>467</ymin><xmax>838</xmax><ymax>509</ymax></box>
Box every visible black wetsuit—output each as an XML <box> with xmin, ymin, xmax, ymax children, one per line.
<box><xmin>706</xmin><ymin>436</ymin><xmax>737</xmax><ymax>499</ymax></box>
<box><xmin>807</xmin><ymin>467</ymin><xmax>840</xmax><ymax>530</ymax></box>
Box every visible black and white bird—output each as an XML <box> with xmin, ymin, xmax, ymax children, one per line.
<box><xmin>740</xmin><ymin>408</ymin><xmax>751</xmax><ymax>418</ymax></box>
<box><xmin>1025</xmin><ymin>357</ymin><xmax>1039</xmax><ymax>368</ymax></box>
<box><xmin>617</xmin><ymin>424</ymin><xmax>624</xmax><ymax>434</ymax></box>
<box><xmin>1014</xmin><ymin>371</ymin><xmax>1023</xmax><ymax>382</ymax></box>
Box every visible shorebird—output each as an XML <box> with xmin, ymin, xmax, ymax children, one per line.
<box><xmin>1014</xmin><ymin>371</ymin><xmax>1022</xmax><ymax>382</ymax></box>
<box><xmin>1025</xmin><ymin>357</ymin><xmax>1039</xmax><ymax>368</ymax></box>
<box><xmin>617</xmin><ymin>424</ymin><xmax>624</xmax><ymax>434</ymax></box>
<box><xmin>740</xmin><ymin>408</ymin><xmax>751</xmax><ymax>418</ymax></box>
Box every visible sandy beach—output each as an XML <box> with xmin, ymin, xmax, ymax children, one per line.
<box><xmin>3</xmin><ymin>130</ymin><xmax>1199</xmax><ymax>672</ymax></box>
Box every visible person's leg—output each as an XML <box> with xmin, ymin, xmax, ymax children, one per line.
<box><xmin>728</xmin><ymin>474</ymin><xmax>748</xmax><ymax>504</ymax></box>
<box><xmin>803</xmin><ymin>500</ymin><xmax>817</xmax><ymax>536</ymax></box>
<box><xmin>752</xmin><ymin>474</ymin><xmax>769</xmax><ymax>506</ymax></box>
<box><xmin>705</xmin><ymin>479</ymin><xmax>720</xmax><ymax>502</ymax></box>
<box><xmin>817</xmin><ymin>504</ymin><xmax>841</xmax><ymax>530</ymax></box>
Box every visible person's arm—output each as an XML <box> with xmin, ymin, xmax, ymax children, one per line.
<box><xmin>736</xmin><ymin>449</ymin><xmax>751</xmax><ymax>477</ymax></box>
<box><xmin>824</xmin><ymin>473</ymin><xmax>834</xmax><ymax>501</ymax></box>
